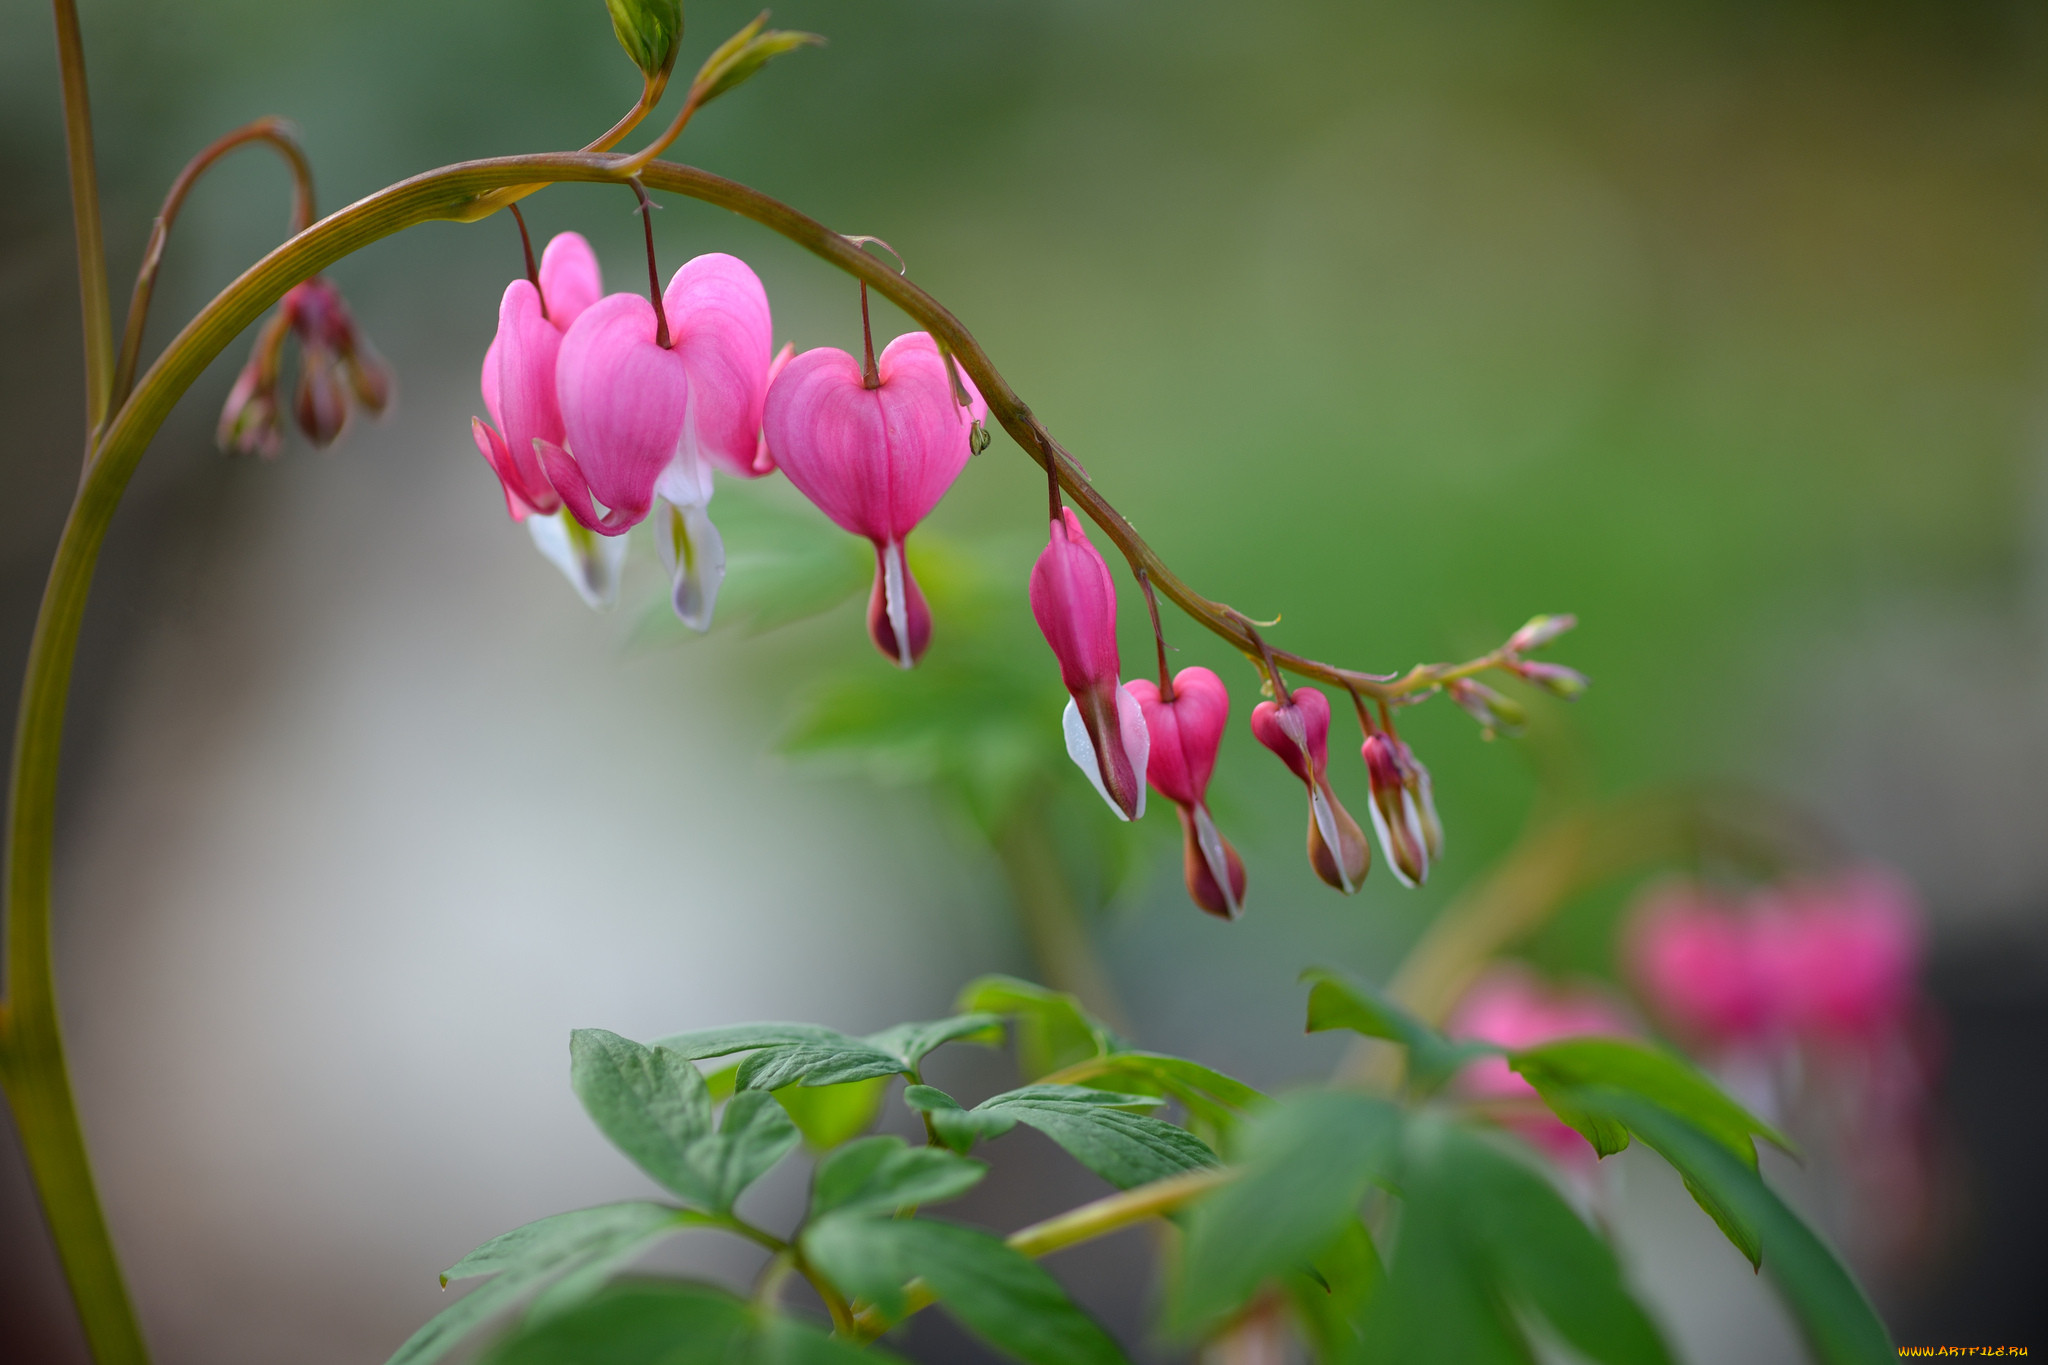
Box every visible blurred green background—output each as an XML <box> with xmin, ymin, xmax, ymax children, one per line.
<box><xmin>3</xmin><ymin>0</ymin><xmax>2046</xmax><ymax>1360</ymax></box>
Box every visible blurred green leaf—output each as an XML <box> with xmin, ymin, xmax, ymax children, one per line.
<box><xmin>1300</xmin><ymin>969</ymin><xmax>1496</xmax><ymax>1092</ymax></box>
<box><xmin>1285</xmin><ymin>1220</ymin><xmax>1383</xmax><ymax>1365</ymax></box>
<box><xmin>970</xmin><ymin>1084</ymin><xmax>1217</xmax><ymax>1188</ymax></box>
<box><xmin>655</xmin><ymin>1015</ymin><xmax>1005</xmax><ymax>1097</ymax></box>
<box><xmin>388</xmin><ymin>1203</ymin><xmax>702</xmax><ymax>1365</ymax></box>
<box><xmin>810</xmin><ymin>1136</ymin><xmax>986</xmax><ymax>1220</ymax></box>
<box><xmin>476</xmin><ymin>1279</ymin><xmax>895</xmax><ymax>1365</ymax></box>
<box><xmin>774</xmin><ymin>1076</ymin><xmax>888</xmax><ymax>1150</ymax></box>
<box><xmin>864</xmin><ymin>1013</ymin><xmax>1007</xmax><ymax>1071</ymax></box>
<box><xmin>956</xmin><ymin>975</ymin><xmax>1117</xmax><ymax>1079</ymax></box>
<box><xmin>690</xmin><ymin>14</ymin><xmax>824</xmax><ymax>108</ymax></box>
<box><xmin>1169</xmin><ymin>1090</ymin><xmax>1397</xmax><ymax>1339</ymax></box>
<box><xmin>654</xmin><ymin>1023</ymin><xmax>850</xmax><ymax>1062</ymax></box>
<box><xmin>1363</xmin><ymin>1118</ymin><xmax>1673</xmax><ymax>1365</ymax></box>
<box><xmin>802</xmin><ymin>1216</ymin><xmax>1126</xmax><ymax>1364</ymax></box>
<box><xmin>901</xmin><ymin>1083</ymin><xmax>1015</xmax><ymax>1153</ymax></box>
<box><xmin>1062</xmin><ymin>1052</ymin><xmax>1265</xmax><ymax>1142</ymax></box>
<box><xmin>1585</xmin><ymin>1089</ymin><xmax>1893</xmax><ymax>1365</ymax></box>
<box><xmin>631</xmin><ymin>483</ymin><xmax>867</xmax><ymax>646</ymax></box>
<box><xmin>1510</xmin><ymin>1037</ymin><xmax>1793</xmax><ymax>1168</ymax></box>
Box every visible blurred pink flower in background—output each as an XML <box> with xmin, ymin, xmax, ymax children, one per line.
<box><xmin>1446</xmin><ymin>965</ymin><xmax>1636</xmax><ymax>1165</ymax></box>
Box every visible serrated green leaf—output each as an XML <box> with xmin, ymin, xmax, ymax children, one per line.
<box><xmin>865</xmin><ymin>1013</ymin><xmax>1006</xmax><ymax>1071</ymax></box>
<box><xmin>388</xmin><ymin>1203</ymin><xmax>698</xmax><ymax>1365</ymax></box>
<box><xmin>956</xmin><ymin>975</ymin><xmax>1116</xmax><ymax>1079</ymax></box>
<box><xmin>1584</xmin><ymin>1087</ymin><xmax>1893</xmax><ymax>1363</ymax></box>
<box><xmin>570</xmin><ymin>1030</ymin><xmax>716</xmax><ymax>1203</ymax></box>
<box><xmin>810</xmin><ymin>1136</ymin><xmax>986</xmax><ymax>1220</ymax></box>
<box><xmin>1169</xmin><ymin>1090</ymin><xmax>1398</xmax><ymax>1338</ymax></box>
<box><xmin>602</xmin><ymin>0</ymin><xmax>682</xmax><ymax>83</ymax></box>
<box><xmin>973</xmin><ymin>1084</ymin><xmax>1216</xmax><ymax>1189</ymax></box>
<box><xmin>1510</xmin><ymin>1037</ymin><xmax>1792</xmax><ymax>1168</ymax></box>
<box><xmin>1300</xmin><ymin>969</ymin><xmax>1497</xmax><ymax>1092</ymax></box>
<box><xmin>774</xmin><ymin>1076</ymin><xmax>887</xmax><ymax>1150</ymax></box>
<box><xmin>693</xmin><ymin>1090</ymin><xmax>801</xmax><ymax>1212</ymax></box>
<box><xmin>475</xmin><ymin>1279</ymin><xmax>899</xmax><ymax>1365</ymax></box>
<box><xmin>802</xmin><ymin>1216</ymin><xmax>1127</xmax><ymax>1365</ymax></box>
<box><xmin>691</xmin><ymin>15</ymin><xmax>824</xmax><ymax>107</ymax></box>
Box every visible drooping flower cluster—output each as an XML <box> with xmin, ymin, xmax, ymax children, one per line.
<box><xmin>467</xmin><ymin>228</ymin><xmax>982</xmax><ymax>640</ymax></box>
<box><xmin>220</xmin><ymin>276</ymin><xmax>392</xmax><ymax>456</ymax></box>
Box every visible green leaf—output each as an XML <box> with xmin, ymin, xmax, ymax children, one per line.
<box><xmin>475</xmin><ymin>1279</ymin><xmax>898</xmax><ymax>1365</ymax></box>
<box><xmin>1169</xmin><ymin>1090</ymin><xmax>1398</xmax><ymax>1338</ymax></box>
<box><xmin>602</xmin><ymin>0</ymin><xmax>682</xmax><ymax>83</ymax></box>
<box><xmin>387</xmin><ymin>1203</ymin><xmax>699</xmax><ymax>1365</ymax></box>
<box><xmin>1510</xmin><ymin>1037</ymin><xmax>1793</xmax><ymax>1168</ymax></box>
<box><xmin>902</xmin><ymin>1084</ymin><xmax>1017</xmax><ymax>1153</ymax></box>
<box><xmin>1284</xmin><ymin>1220</ymin><xmax>1383</xmax><ymax>1365</ymax></box>
<box><xmin>802</xmin><ymin>1216</ymin><xmax>1127</xmax><ymax>1365</ymax></box>
<box><xmin>653</xmin><ymin>1023</ymin><xmax>852</xmax><ymax>1062</ymax></box>
<box><xmin>1061</xmin><ymin>1052</ymin><xmax>1265</xmax><ymax>1140</ymax></box>
<box><xmin>1582</xmin><ymin>1088</ymin><xmax>1894</xmax><ymax>1364</ymax></box>
<box><xmin>810</xmin><ymin>1136</ymin><xmax>986</xmax><ymax>1220</ymax></box>
<box><xmin>738</xmin><ymin>1040</ymin><xmax>906</xmax><ymax>1091</ymax></box>
<box><xmin>693</xmin><ymin>1090</ymin><xmax>802</xmax><ymax>1212</ymax></box>
<box><xmin>973</xmin><ymin>1084</ymin><xmax>1217</xmax><ymax>1189</ymax></box>
<box><xmin>690</xmin><ymin>14</ymin><xmax>824</xmax><ymax>108</ymax></box>
<box><xmin>570</xmin><ymin>1030</ymin><xmax>715</xmax><ymax>1203</ymax></box>
<box><xmin>956</xmin><ymin>975</ymin><xmax>1117</xmax><ymax>1079</ymax></box>
<box><xmin>1363</xmin><ymin>1118</ymin><xmax>1673</xmax><ymax>1365</ymax></box>
<box><xmin>864</xmin><ymin>1013</ymin><xmax>1006</xmax><ymax>1071</ymax></box>
<box><xmin>1300</xmin><ymin>969</ymin><xmax>1495</xmax><ymax>1091</ymax></box>
<box><xmin>774</xmin><ymin>1076</ymin><xmax>888</xmax><ymax>1150</ymax></box>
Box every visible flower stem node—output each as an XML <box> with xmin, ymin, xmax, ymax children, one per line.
<box><xmin>1360</xmin><ymin>732</ymin><xmax>1443</xmax><ymax>888</ymax></box>
<box><xmin>1250</xmin><ymin>688</ymin><xmax>1370</xmax><ymax>894</ymax></box>
<box><xmin>1031</xmin><ymin>509</ymin><xmax>1148</xmax><ymax>821</ymax></box>
<box><xmin>1446</xmin><ymin>678</ymin><xmax>1526</xmax><ymax>739</ymax></box>
<box><xmin>765</xmin><ymin>331</ymin><xmax>987</xmax><ymax>667</ymax></box>
<box><xmin>1127</xmin><ymin>668</ymin><xmax>1245</xmax><ymax>919</ymax></box>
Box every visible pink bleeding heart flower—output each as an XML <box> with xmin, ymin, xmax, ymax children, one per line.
<box><xmin>1250</xmin><ymin>687</ymin><xmax>1370</xmax><ymax>893</ymax></box>
<box><xmin>473</xmin><ymin>232</ymin><xmax>602</xmax><ymax>520</ymax></box>
<box><xmin>1625</xmin><ymin>881</ymin><xmax>1774</xmax><ymax>1047</ymax></box>
<box><xmin>640</xmin><ymin>254</ymin><xmax>776</xmax><ymax>630</ymax></box>
<box><xmin>1750</xmin><ymin>870</ymin><xmax>1922</xmax><ymax>1046</ymax></box>
<box><xmin>1126</xmin><ymin>668</ymin><xmax>1245</xmax><ymax>919</ymax></box>
<box><xmin>1361</xmin><ymin>732</ymin><xmax>1444</xmax><ymax>888</ymax></box>
<box><xmin>1030</xmin><ymin>508</ymin><xmax>1148</xmax><ymax>821</ymax></box>
<box><xmin>539</xmin><ymin>292</ymin><xmax>691</xmax><ymax>538</ymax></box>
<box><xmin>1447</xmin><ymin>965</ymin><xmax>1636</xmax><ymax>1166</ymax></box>
<box><xmin>764</xmin><ymin>331</ymin><xmax>987</xmax><ymax>666</ymax></box>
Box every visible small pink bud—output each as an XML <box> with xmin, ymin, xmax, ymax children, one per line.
<box><xmin>1030</xmin><ymin>508</ymin><xmax>1148</xmax><ymax>821</ymax></box>
<box><xmin>765</xmin><ymin>332</ymin><xmax>987</xmax><ymax>667</ymax></box>
<box><xmin>1361</xmin><ymin>733</ymin><xmax>1441</xmax><ymax>887</ymax></box>
<box><xmin>1447</xmin><ymin>678</ymin><xmax>1526</xmax><ymax>738</ymax></box>
<box><xmin>1128</xmin><ymin>668</ymin><xmax>1246</xmax><ymax>919</ymax></box>
<box><xmin>1507</xmin><ymin>613</ymin><xmax>1577</xmax><ymax>654</ymax></box>
<box><xmin>1250</xmin><ymin>688</ymin><xmax>1370</xmax><ymax>893</ymax></box>
<box><xmin>1513</xmin><ymin>660</ymin><xmax>1589</xmax><ymax>700</ymax></box>
<box><xmin>293</xmin><ymin>344</ymin><xmax>350</xmax><ymax>446</ymax></box>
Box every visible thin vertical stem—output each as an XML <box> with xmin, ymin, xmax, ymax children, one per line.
<box><xmin>629</xmin><ymin>178</ymin><xmax>670</xmax><ymax>348</ymax></box>
<box><xmin>51</xmin><ymin>0</ymin><xmax>114</xmax><ymax>443</ymax></box>
<box><xmin>508</xmin><ymin>203</ymin><xmax>546</xmax><ymax>317</ymax></box>
<box><xmin>858</xmin><ymin>282</ymin><xmax>879</xmax><ymax>389</ymax></box>
<box><xmin>1137</xmin><ymin>568</ymin><xmax>1173</xmax><ymax>699</ymax></box>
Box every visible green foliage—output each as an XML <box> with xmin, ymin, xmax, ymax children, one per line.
<box><xmin>1510</xmin><ymin>1036</ymin><xmax>1794</xmax><ymax>1167</ymax></box>
<box><xmin>603</xmin><ymin>0</ymin><xmax>681</xmax><ymax>84</ymax></box>
<box><xmin>905</xmin><ymin>1083</ymin><xmax>1218</xmax><ymax>1188</ymax></box>
<box><xmin>810</xmin><ymin>1137</ymin><xmax>985</xmax><ymax>1219</ymax></box>
<box><xmin>654</xmin><ymin>1013</ymin><xmax>1003</xmax><ymax>1092</ymax></box>
<box><xmin>476</xmin><ymin>1281</ymin><xmax>896</xmax><ymax>1365</ymax></box>
<box><xmin>1169</xmin><ymin>1090</ymin><xmax>1398</xmax><ymax>1338</ymax></box>
<box><xmin>802</xmin><ymin>1216</ymin><xmax>1127</xmax><ymax>1365</ymax></box>
<box><xmin>1299</xmin><ymin>969</ymin><xmax>1496</xmax><ymax>1091</ymax></box>
<box><xmin>569</xmin><ymin>1029</ymin><xmax>798</xmax><ymax>1211</ymax></box>
<box><xmin>690</xmin><ymin>14</ymin><xmax>824</xmax><ymax>108</ymax></box>
<box><xmin>1057</xmin><ymin>1052</ymin><xmax>1266</xmax><ymax>1146</ymax></box>
<box><xmin>387</xmin><ymin>1204</ymin><xmax>708</xmax><ymax>1365</ymax></box>
<box><xmin>776</xmin><ymin>1077</ymin><xmax>889</xmax><ymax>1151</ymax></box>
<box><xmin>955</xmin><ymin>975</ymin><xmax>1117</xmax><ymax>1079</ymax></box>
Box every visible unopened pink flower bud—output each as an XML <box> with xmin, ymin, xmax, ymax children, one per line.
<box><xmin>293</xmin><ymin>344</ymin><xmax>350</xmax><ymax>447</ymax></box>
<box><xmin>1513</xmin><ymin>660</ymin><xmax>1589</xmax><ymax>700</ymax></box>
<box><xmin>1361</xmin><ymin>733</ymin><xmax>1441</xmax><ymax>888</ymax></box>
<box><xmin>1127</xmin><ymin>668</ymin><xmax>1246</xmax><ymax>919</ymax></box>
<box><xmin>218</xmin><ymin>311</ymin><xmax>291</xmax><ymax>457</ymax></box>
<box><xmin>1507</xmin><ymin>613</ymin><xmax>1577</xmax><ymax>654</ymax></box>
<box><xmin>1250</xmin><ymin>687</ymin><xmax>1369</xmax><ymax>893</ymax></box>
<box><xmin>1447</xmin><ymin>678</ymin><xmax>1526</xmax><ymax>738</ymax></box>
<box><xmin>1030</xmin><ymin>508</ymin><xmax>1148</xmax><ymax>821</ymax></box>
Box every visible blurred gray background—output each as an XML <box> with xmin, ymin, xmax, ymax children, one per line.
<box><xmin>3</xmin><ymin>0</ymin><xmax>2045</xmax><ymax>1360</ymax></box>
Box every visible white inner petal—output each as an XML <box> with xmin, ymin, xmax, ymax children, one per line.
<box><xmin>526</xmin><ymin>510</ymin><xmax>627</xmax><ymax>611</ymax></box>
<box><xmin>882</xmin><ymin>539</ymin><xmax>912</xmax><ymax>669</ymax></box>
<box><xmin>1191</xmin><ymin>802</ymin><xmax>1239</xmax><ymax>916</ymax></box>
<box><xmin>1309</xmin><ymin>783</ymin><xmax>1355</xmax><ymax>893</ymax></box>
<box><xmin>1062</xmin><ymin>698</ymin><xmax>1132</xmax><ymax>822</ymax></box>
